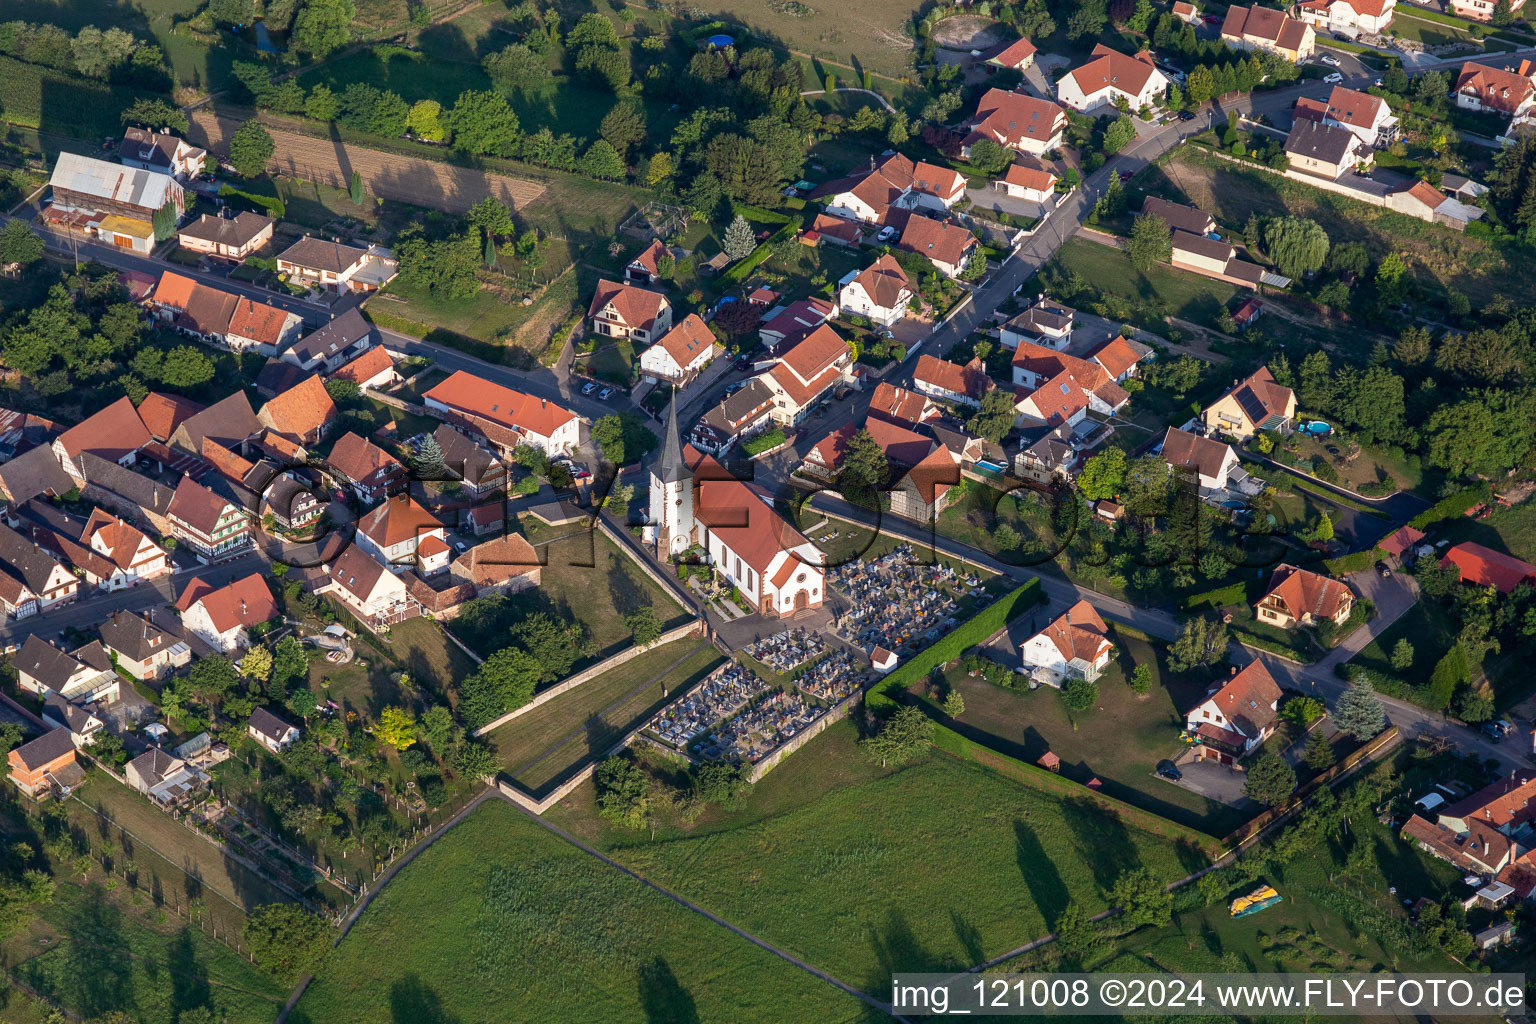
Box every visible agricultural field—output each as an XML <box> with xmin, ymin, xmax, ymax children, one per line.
<box><xmin>1154</xmin><ymin>147</ymin><xmax>1521</xmax><ymax>306</ymax></box>
<box><xmin>486</xmin><ymin>639</ymin><xmax>722</xmax><ymax>792</ymax></box>
<box><xmin>695</xmin><ymin>0</ymin><xmax>927</xmax><ymax>80</ymax></box>
<box><xmin>6</xmin><ymin>881</ymin><xmax>288</xmax><ymax>1024</ymax></box>
<box><xmin>291</xmin><ymin>798</ymin><xmax>873</xmax><ymax>1024</ymax></box>
<box><xmin>555</xmin><ymin>720</ymin><xmax>1212</xmax><ymax>996</ymax></box>
<box><xmin>922</xmin><ymin>636</ymin><xmax>1252</xmax><ymax>837</ymax></box>
<box><xmin>451</xmin><ymin>529</ymin><xmax>690</xmax><ymax>662</ymax></box>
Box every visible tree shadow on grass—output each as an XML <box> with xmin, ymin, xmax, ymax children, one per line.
<box><xmin>1062</xmin><ymin>797</ymin><xmax>1140</xmax><ymax>892</ymax></box>
<box><xmin>637</xmin><ymin>956</ymin><xmax>700</xmax><ymax>1024</ymax></box>
<box><xmin>62</xmin><ymin>886</ymin><xmax>136</xmax><ymax>1020</ymax></box>
<box><xmin>1013</xmin><ymin>820</ymin><xmax>1069</xmax><ymax>930</ymax></box>
<box><xmin>864</xmin><ymin>905</ymin><xmax>956</xmax><ymax>996</ymax></box>
<box><xmin>390</xmin><ymin>973</ymin><xmax>462</xmax><ymax>1024</ymax></box>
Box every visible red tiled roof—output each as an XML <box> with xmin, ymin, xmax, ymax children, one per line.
<box><xmin>451</xmin><ymin>534</ymin><xmax>541</xmax><ymax>586</ymax></box>
<box><xmin>176</xmin><ymin>573</ymin><xmax>277</xmax><ymax>634</ymax></box>
<box><xmin>1036</xmin><ymin>599</ymin><xmax>1112</xmax><ymax>664</ymax></box>
<box><xmin>1000</xmin><ymin>158</ymin><xmax>1059</xmax><ymax>193</ymax></box>
<box><xmin>655</xmin><ymin>314</ymin><xmax>718</xmax><ymax>372</ymax></box>
<box><xmin>1395</xmin><ymin>180</ymin><xmax>1449</xmax><ymax>211</ymax></box>
<box><xmin>151</xmin><ymin>272</ymin><xmax>197</xmax><ymax>310</ymax></box>
<box><xmin>1261</xmin><ymin>563</ymin><xmax>1351</xmax><ymax>621</ymax></box>
<box><xmin>899</xmin><ymin>445</ymin><xmax>961</xmax><ymax>505</ymax></box>
<box><xmin>868</xmin><ymin>382</ymin><xmax>931</xmax><ymax>427</ymax></box>
<box><xmin>1222</xmin><ymin>5</ymin><xmax>1311</xmax><ymax>51</ymax></box>
<box><xmin>1454</xmin><ymin>61</ymin><xmax>1536</xmax><ymax>115</ymax></box>
<box><xmin>330</xmin><ymin>346</ymin><xmax>395</xmax><ymax>385</ymax></box>
<box><xmin>1442</xmin><ymin>773</ymin><xmax>1536</xmax><ymax>829</ymax></box>
<box><xmin>167</xmin><ymin>474</ymin><xmax>236</xmax><ymax>536</ymax></box>
<box><xmin>1161</xmin><ymin>426</ymin><xmax>1234</xmax><ymax>481</ymax></box>
<box><xmin>327</xmin><ymin>431</ymin><xmax>401</xmax><ymax>485</ymax></box>
<box><xmin>80</xmin><ymin>509</ymin><xmax>155</xmax><ymax>572</ymax></box>
<box><xmin>1196</xmin><ymin>661</ymin><xmax>1282</xmax><ymax>738</ymax></box>
<box><xmin>56</xmin><ymin>396</ymin><xmax>151</xmax><ymax>464</ymax></box>
<box><xmin>967</xmin><ymin>89</ymin><xmax>1068</xmax><ymax>149</ymax></box>
<box><xmin>777</xmin><ymin>324</ymin><xmax>849</xmax><ymax>386</ymax></box>
<box><xmin>628</xmin><ymin>239</ymin><xmax>668</xmax><ymax>276</ymax></box>
<box><xmin>911</xmin><ymin>161</ymin><xmax>966</xmax><ymax>200</ymax></box>
<box><xmin>135</xmin><ymin>392</ymin><xmax>203</xmax><ymax>442</ymax></box>
<box><xmin>587</xmin><ymin>279</ymin><xmax>669</xmax><ymax>331</ymax></box>
<box><xmin>985</xmin><ymin>35</ymin><xmax>1037</xmax><ymax>67</ymax></box>
<box><xmin>915</xmin><ymin>354</ymin><xmax>994</xmax><ymax>401</ymax></box>
<box><xmin>1063</xmin><ymin>46</ymin><xmax>1161</xmax><ymax>99</ymax></box>
<box><xmin>358</xmin><ymin>493</ymin><xmax>444</xmax><ymax>548</ymax></box>
<box><xmin>809</xmin><ymin>418</ymin><xmax>934</xmax><ymax>472</ymax></box>
<box><xmin>1020</xmin><ymin>371</ymin><xmax>1090</xmax><ymax>425</ymax></box>
<box><xmin>260</xmin><ymin>375</ymin><xmax>336</xmax><ymax>440</ymax></box>
<box><xmin>1378</xmin><ymin>525</ymin><xmax>1424</xmax><ymax>558</ymax></box>
<box><xmin>687</xmin><ymin>447</ymin><xmax>818</xmax><ymax>576</ymax></box>
<box><xmin>1087</xmin><ymin>335</ymin><xmax>1139</xmax><ymax>380</ymax></box>
<box><xmin>847</xmin><ymin>254</ymin><xmax>912</xmax><ymax>310</ymax></box>
<box><xmin>226</xmin><ymin>298</ymin><xmax>294</xmax><ymax>347</ymax></box>
<box><xmin>1441</xmin><ymin>542</ymin><xmax>1536</xmax><ymax>594</ymax></box>
<box><xmin>810</xmin><ymin>214</ymin><xmax>863</xmax><ymax>244</ymax></box>
<box><xmin>423</xmin><ymin>371</ymin><xmax>578</xmax><ymax>441</ymax></box>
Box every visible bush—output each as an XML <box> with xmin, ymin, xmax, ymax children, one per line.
<box><xmin>1408</xmin><ymin>485</ymin><xmax>1489</xmax><ymax>531</ymax></box>
<box><xmin>740</xmin><ymin>428</ymin><xmax>787</xmax><ymax>456</ymax></box>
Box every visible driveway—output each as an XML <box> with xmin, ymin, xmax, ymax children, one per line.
<box><xmin>1169</xmin><ymin>757</ymin><xmax>1254</xmax><ymax>806</ymax></box>
<box><xmin>966</xmin><ymin>186</ymin><xmax>1052</xmax><ymax>221</ymax></box>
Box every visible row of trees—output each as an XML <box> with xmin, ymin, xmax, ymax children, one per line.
<box><xmin>0</xmin><ymin>19</ymin><xmax>168</xmax><ymax>87</ymax></box>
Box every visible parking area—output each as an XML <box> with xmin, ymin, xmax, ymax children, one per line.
<box><xmin>1167</xmin><ymin>755</ymin><xmax>1255</xmax><ymax>807</ymax></box>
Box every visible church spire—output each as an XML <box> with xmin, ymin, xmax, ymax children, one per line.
<box><xmin>654</xmin><ymin>386</ymin><xmax>692</xmax><ymax>485</ymax></box>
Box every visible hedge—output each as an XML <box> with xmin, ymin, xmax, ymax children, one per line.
<box><xmin>717</xmin><ymin>217</ymin><xmax>802</xmax><ymax>287</ymax></box>
<box><xmin>930</xmin><ymin>721</ymin><xmax>1224</xmax><ymax>852</ymax></box>
<box><xmin>1179</xmin><ymin>582</ymin><xmax>1245</xmax><ymax>612</ymax></box>
<box><xmin>1324</xmin><ymin>548</ymin><xmax>1379</xmax><ymax>575</ymax></box>
<box><xmin>1408</xmin><ymin>485</ymin><xmax>1489</xmax><ymax>531</ymax></box>
<box><xmin>731</xmin><ymin>203</ymin><xmax>795</xmax><ymax>225</ymax></box>
<box><xmin>865</xmin><ymin>579</ymin><xmax>1043</xmax><ymax>711</ymax></box>
<box><xmin>1289</xmin><ymin>478</ymin><xmax>1391</xmax><ymax>518</ymax></box>
<box><xmin>218</xmin><ymin>185</ymin><xmax>286</xmax><ymax>219</ymax></box>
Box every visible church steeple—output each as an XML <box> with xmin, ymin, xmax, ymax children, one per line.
<box><xmin>654</xmin><ymin>387</ymin><xmax>692</xmax><ymax>486</ymax></box>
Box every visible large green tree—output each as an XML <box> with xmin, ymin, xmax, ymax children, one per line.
<box><xmin>594</xmin><ymin>756</ymin><xmax>650</xmax><ymax>829</ymax></box>
<box><xmin>244</xmin><ymin>904</ymin><xmax>332</xmax><ymax>981</ymax></box>
<box><xmin>704</xmin><ymin>133</ymin><xmax>784</xmax><ymax>206</ymax></box>
<box><xmin>483</xmin><ymin>43</ymin><xmax>550</xmax><ymax>92</ymax></box>
<box><xmin>1168</xmin><ymin>617</ymin><xmax>1227</xmax><ymax>673</ymax></box>
<box><xmin>1334</xmin><ymin>677</ymin><xmax>1386</xmax><ymax>739</ymax></box>
<box><xmin>1077</xmin><ymin>447</ymin><xmax>1127</xmax><ymax>501</ymax></box>
<box><xmin>840</xmin><ymin>428</ymin><xmax>889</xmax><ymax>493</ymax></box>
<box><xmin>966</xmin><ymin>387</ymin><xmax>1016</xmax><ymax>445</ymax></box>
<box><xmin>293</xmin><ymin>0</ymin><xmax>355</xmax><ymax>57</ymax></box>
<box><xmin>1128</xmin><ymin>213</ymin><xmax>1172</xmax><ymax>272</ymax></box>
<box><xmin>1243</xmin><ymin>751</ymin><xmax>1297</xmax><ymax>806</ymax></box>
<box><xmin>447</xmin><ymin>90</ymin><xmax>521</xmax><ymax>156</ymax></box>
<box><xmin>599</xmin><ymin>102</ymin><xmax>648</xmax><ymax>161</ymax></box>
<box><xmin>1263</xmin><ymin>216</ymin><xmax>1330</xmax><ymax>279</ymax></box>
<box><xmin>228</xmin><ymin>121</ymin><xmax>274</xmax><ymax>178</ymax></box>
<box><xmin>0</xmin><ymin>222</ymin><xmax>44</xmax><ymax>268</ymax></box>
<box><xmin>859</xmin><ymin>706</ymin><xmax>933</xmax><ymax>767</ymax></box>
<box><xmin>1107</xmin><ymin>867</ymin><xmax>1172</xmax><ymax>930</ymax></box>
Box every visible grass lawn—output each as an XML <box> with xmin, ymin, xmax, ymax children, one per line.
<box><xmin>1437</xmin><ymin>497</ymin><xmax>1536</xmax><ymax>563</ymax></box>
<box><xmin>1286</xmin><ymin>435</ymin><xmax>1431</xmax><ymax>497</ymax></box>
<box><xmin>1050</xmin><ymin>236</ymin><xmax>1237</xmax><ymax>328</ymax></box>
<box><xmin>487</xmin><ymin>639</ymin><xmax>723</xmax><ymax>792</ymax></box>
<box><xmin>923</xmin><ymin>637</ymin><xmax>1251</xmax><ymax>836</ymax></box>
<box><xmin>333</xmin><ymin>394</ymin><xmax>441</xmax><ymax>451</ymax></box>
<box><xmin>1156</xmin><ymin>147</ymin><xmax>1520</xmax><ymax>307</ymax></box>
<box><xmin>63</xmin><ymin>778</ymin><xmax>293</xmax><ymax>934</ymax></box>
<box><xmin>7</xmin><ymin>881</ymin><xmax>288</xmax><ymax>1024</ymax></box>
<box><xmin>550</xmin><ymin>720</ymin><xmax>1212</xmax><ymax>995</ymax></box>
<box><xmin>292</xmin><ymin>798</ymin><xmax>873</xmax><ymax>1024</ymax></box>
<box><xmin>372</xmin><ymin>261</ymin><xmax>587</xmax><ymax>353</ymax></box>
<box><xmin>580</xmin><ymin>338</ymin><xmax>640</xmax><ymax>387</ymax></box>
<box><xmin>932</xmin><ymin>479</ymin><xmax>1069</xmax><ymax>565</ymax></box>
<box><xmin>1351</xmin><ymin>600</ymin><xmax>1453</xmax><ymax>696</ymax></box>
<box><xmin>305</xmin><ymin>616</ymin><xmax>479</xmax><ymax>715</ymax></box>
<box><xmin>451</xmin><ymin>529</ymin><xmax>690</xmax><ymax>662</ymax></box>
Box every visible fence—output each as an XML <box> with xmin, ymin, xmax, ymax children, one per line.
<box><xmin>471</xmin><ymin>617</ymin><xmax>705</xmax><ymax>737</ymax></box>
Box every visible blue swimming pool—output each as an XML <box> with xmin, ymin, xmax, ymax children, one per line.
<box><xmin>1300</xmin><ymin>420</ymin><xmax>1332</xmax><ymax>437</ymax></box>
<box><xmin>708</xmin><ymin>33</ymin><xmax>735</xmax><ymax>47</ymax></box>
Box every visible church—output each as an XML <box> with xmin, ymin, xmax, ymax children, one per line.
<box><xmin>648</xmin><ymin>396</ymin><xmax>826</xmax><ymax>618</ymax></box>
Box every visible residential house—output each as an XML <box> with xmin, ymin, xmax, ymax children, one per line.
<box><xmin>758</xmin><ymin>325</ymin><xmax>853</xmax><ymax>427</ymax></box>
<box><xmin>0</xmin><ymin>446</ymin><xmax>73</xmax><ymax>510</ymax></box>
<box><xmin>889</xmin><ymin>211</ymin><xmax>979</xmax><ymax>278</ymax></box>
<box><xmin>125</xmin><ymin>748</ymin><xmax>208</xmax><ymax>807</ymax></box>
<box><xmin>42</xmin><ymin>694</ymin><xmax>104</xmax><ymax>748</ymax></box>
<box><xmin>1014</xmin><ymin>423</ymin><xmax>1080</xmax><ymax>485</ymax></box>
<box><xmin>329</xmin><ymin>346</ymin><xmax>399</xmax><ymax>390</ymax></box>
<box><xmin>15</xmin><ymin>635</ymin><xmax>118</xmax><ymax>704</ymax></box>
<box><xmin>759</xmin><ymin>296</ymin><xmax>838</xmax><ymax>349</ymax></box>
<box><xmin>625</xmin><ymin>240</ymin><xmax>671</xmax><ymax>285</ymax></box>
<box><xmin>48</xmin><ymin>152</ymin><xmax>185</xmax><ymax>221</ymax></box>
<box><xmin>818</xmin><ymin>153</ymin><xmax>970</xmax><ymax>223</ymax></box>
<box><xmin>1087</xmin><ymin>335</ymin><xmax>1144</xmax><ymax>383</ymax></box>
<box><xmin>1014</xmin><ymin>373</ymin><xmax>1091</xmax><ymax>428</ymax></box>
<box><xmin>1294</xmin><ymin>0</ymin><xmax>1396</xmax><ymax>35</ymax></box>
<box><xmin>74</xmin><ymin>455</ymin><xmax>176</xmax><ymax>538</ymax></box>
<box><xmin>53</xmin><ymin>396</ymin><xmax>152</xmax><ymax>482</ymax></box>
<box><xmin>888</xmin><ymin>446</ymin><xmax>963</xmax><ymax>522</ymax></box>
<box><xmin>1160</xmin><ymin>426</ymin><xmax>1242</xmax><ymax>492</ymax></box>
<box><xmin>1221</xmin><ymin>5</ymin><xmax>1316</xmax><ymax>61</ymax></box>
<box><xmin>1385</xmin><ymin>180</ymin><xmax>1484</xmax><ymax>230</ymax></box>
<box><xmin>913</xmin><ymin>355</ymin><xmax>994</xmax><ymax>409</ymax></box>
<box><xmin>868</xmin><ymin>382</ymin><xmax>937</xmax><ymax>430</ymax></box>
<box><xmin>119</xmin><ymin>127</ymin><xmax>206</xmax><ymax>179</ymax></box>
<box><xmin>1000</xmin><ymin>297</ymin><xmax>1075</xmax><ymax>350</ymax></box>
<box><xmin>690</xmin><ymin>378</ymin><xmax>777</xmax><ymax>453</ymax></box>
<box><xmin>982</xmin><ymin>35</ymin><xmax>1037</xmax><ymax>72</ymax></box>
<box><xmin>356</xmin><ymin>493</ymin><xmax>450</xmax><ymax>576</ymax></box>
<box><xmin>1056</xmin><ymin>45</ymin><xmax>1171</xmax><ymax>113</ymax></box>
<box><xmin>1293</xmin><ymin>86</ymin><xmax>1399</xmax><ymax>148</ymax></box>
<box><xmin>837</xmin><ymin>254</ymin><xmax>914</xmax><ymax>328</ymax></box>
<box><xmin>176</xmin><ymin>211</ymin><xmax>273</xmax><ymax>260</ymax></box>
<box><xmin>1201</xmin><ymin>365</ymin><xmax>1297</xmax><ymax>440</ymax></box>
<box><xmin>135</xmin><ymin>392</ymin><xmax>203</xmax><ymax>443</ymax></box>
<box><xmin>167</xmin><ymin>392</ymin><xmax>260</xmax><ymax>457</ymax></box>
<box><xmin>1454</xmin><ymin>62</ymin><xmax>1536</xmax><ymax>119</ymax></box>
<box><xmin>1184</xmin><ymin>660</ymin><xmax>1283</xmax><ymax>763</ymax></box>
<box><xmin>803</xmin><ymin>417</ymin><xmax>935</xmax><ymax>482</ymax></box>
<box><xmin>1256</xmin><ymin>564</ymin><xmax>1355</xmax><ymax>629</ymax></box>
<box><xmin>962</xmin><ymin>90</ymin><xmax>1069</xmax><ymax>157</ymax></box>
<box><xmin>1451</xmin><ymin>0</ymin><xmax>1525</xmax><ymax>20</ymax></box>
<box><xmin>995</xmin><ymin>158</ymin><xmax>1060</xmax><ymax>203</ymax></box>
<box><xmin>76</xmin><ymin>508</ymin><xmax>169</xmax><ymax>589</ymax></box>
<box><xmin>1140</xmin><ymin>196</ymin><xmax>1217</xmax><ymax>236</ymax></box>
<box><xmin>166</xmin><ymin>475</ymin><xmax>251</xmax><ymax>563</ymax></box>
<box><xmin>321</xmin><ymin>544</ymin><xmax>422</xmax><ymax>628</ymax></box>
<box><xmin>1170</xmin><ymin>231</ymin><xmax>1285</xmax><ymax>289</ymax></box>
<box><xmin>98</xmin><ymin>609</ymin><xmax>190</xmax><ymax>681</ymax></box>
<box><xmin>275</xmin><ymin>236</ymin><xmax>398</xmax><ymax>292</ymax></box>
<box><xmin>639</xmin><ymin>314</ymin><xmax>720</xmax><ymax>385</ymax></box>
<box><xmin>280</xmin><ymin>308</ymin><xmax>376</xmax><ymax>374</ymax></box>
<box><xmin>0</xmin><ymin>523</ymin><xmax>78</xmax><ymax>611</ymax></box>
<box><xmin>258</xmin><ymin>374</ymin><xmax>337</xmax><ymax>447</ymax></box>
<box><xmin>422</xmin><ymin>371</ymin><xmax>582</xmax><ymax>457</ymax></box>
<box><xmin>174</xmin><ymin>282</ymin><xmax>241</xmax><ymax>346</ymax></box>
<box><xmin>1437</xmin><ymin>773</ymin><xmax>1536</xmax><ymax>835</ymax></box>
<box><xmin>8</xmin><ymin>729</ymin><xmax>79</xmax><ymax>799</ymax></box>
<box><xmin>648</xmin><ymin>408</ymin><xmax>826</xmax><ymax>616</ymax></box>
<box><xmin>247</xmin><ymin>708</ymin><xmax>300</xmax><ymax>753</ymax></box>
<box><xmin>808</xmin><ymin>214</ymin><xmax>863</xmax><ymax>247</ymax></box>
<box><xmin>1285</xmin><ymin>119</ymin><xmax>1375</xmax><ymax>178</ymax></box>
<box><xmin>1401</xmin><ymin>814</ymin><xmax>1516</xmax><ymax>875</ymax></box>
<box><xmin>327</xmin><ymin>432</ymin><xmax>405</xmax><ymax>505</ymax></box>
<box><xmin>587</xmin><ymin>280</ymin><xmax>673</xmax><ymax>344</ymax></box>
<box><xmin>449</xmin><ymin>533</ymin><xmax>543</xmax><ymax>596</ymax></box>
<box><xmin>1020</xmin><ymin>599</ymin><xmax>1113</xmax><ymax>686</ymax></box>
<box><xmin>1010</xmin><ymin>342</ymin><xmax>1131</xmax><ymax>415</ymax></box>
<box><xmin>1441</xmin><ymin>542</ymin><xmax>1536</xmax><ymax>594</ymax></box>
<box><xmin>176</xmin><ymin>574</ymin><xmax>278</xmax><ymax>653</ymax></box>
<box><xmin>433</xmin><ymin>425</ymin><xmax>507</xmax><ymax>498</ymax></box>
<box><xmin>263</xmin><ymin>473</ymin><xmax>323</xmax><ymax>531</ymax></box>
<box><xmin>225</xmin><ymin>298</ymin><xmax>303</xmax><ymax>356</ymax></box>
<box><xmin>1173</xmin><ymin>0</ymin><xmax>1202</xmax><ymax>23</ymax></box>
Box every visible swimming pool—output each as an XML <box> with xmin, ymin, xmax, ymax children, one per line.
<box><xmin>1299</xmin><ymin>420</ymin><xmax>1332</xmax><ymax>437</ymax></box>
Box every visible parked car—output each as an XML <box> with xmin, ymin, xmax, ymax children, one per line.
<box><xmin>1323</xmin><ymin>72</ymin><xmax>1344</xmax><ymax>84</ymax></box>
<box><xmin>1178</xmin><ymin>110</ymin><xmax>1196</xmax><ymax>121</ymax></box>
<box><xmin>581</xmin><ymin>381</ymin><xmax>597</xmax><ymax>395</ymax></box>
<box><xmin>1376</xmin><ymin>561</ymin><xmax>1392</xmax><ymax>578</ymax></box>
<box><xmin>598</xmin><ymin>387</ymin><xmax>615</xmax><ymax>400</ymax></box>
<box><xmin>1156</xmin><ymin>760</ymin><xmax>1183</xmax><ymax>781</ymax></box>
<box><xmin>876</xmin><ymin>225</ymin><xmax>899</xmax><ymax>243</ymax></box>
<box><xmin>724</xmin><ymin>381</ymin><xmax>748</xmax><ymax>397</ymax></box>
<box><xmin>1319</xmin><ymin>54</ymin><xmax>1341</xmax><ymax>66</ymax></box>
<box><xmin>734</xmin><ymin>358</ymin><xmax>752</xmax><ymax>372</ymax></box>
